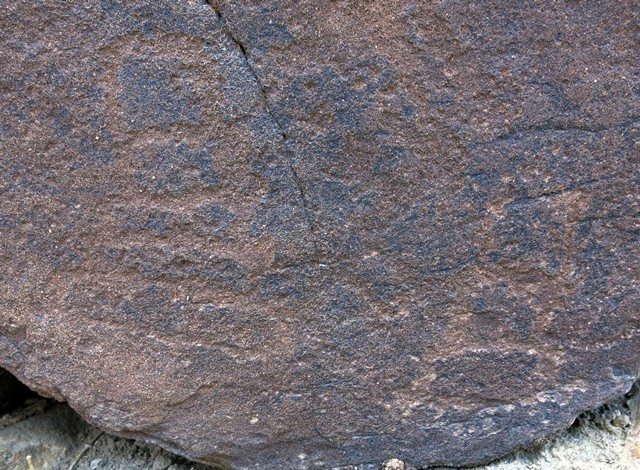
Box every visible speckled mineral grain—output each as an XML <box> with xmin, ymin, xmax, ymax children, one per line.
<box><xmin>0</xmin><ymin>1</ymin><xmax>638</xmax><ymax>468</ymax></box>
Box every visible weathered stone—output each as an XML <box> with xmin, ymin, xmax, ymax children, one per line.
<box><xmin>0</xmin><ymin>1</ymin><xmax>638</xmax><ymax>468</ymax></box>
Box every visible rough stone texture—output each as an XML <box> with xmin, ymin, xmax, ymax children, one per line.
<box><xmin>0</xmin><ymin>1</ymin><xmax>638</xmax><ymax>469</ymax></box>
<box><xmin>1</xmin><ymin>378</ymin><xmax>640</xmax><ymax>470</ymax></box>
<box><xmin>0</xmin><ymin>400</ymin><xmax>90</xmax><ymax>470</ymax></box>
<box><xmin>0</xmin><ymin>395</ymin><xmax>214</xmax><ymax>470</ymax></box>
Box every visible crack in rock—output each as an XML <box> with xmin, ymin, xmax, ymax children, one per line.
<box><xmin>204</xmin><ymin>0</ymin><xmax>314</xmax><ymax>237</ymax></box>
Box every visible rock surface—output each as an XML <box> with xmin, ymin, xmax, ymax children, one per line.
<box><xmin>0</xmin><ymin>394</ymin><xmax>213</xmax><ymax>470</ymax></box>
<box><xmin>1</xmin><ymin>376</ymin><xmax>639</xmax><ymax>470</ymax></box>
<box><xmin>0</xmin><ymin>1</ymin><xmax>638</xmax><ymax>468</ymax></box>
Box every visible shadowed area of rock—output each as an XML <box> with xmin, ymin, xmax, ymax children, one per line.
<box><xmin>0</xmin><ymin>1</ymin><xmax>638</xmax><ymax>469</ymax></box>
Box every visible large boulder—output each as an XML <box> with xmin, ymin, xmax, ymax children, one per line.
<box><xmin>0</xmin><ymin>1</ymin><xmax>638</xmax><ymax>468</ymax></box>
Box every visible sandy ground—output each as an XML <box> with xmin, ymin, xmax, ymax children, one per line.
<box><xmin>0</xmin><ymin>383</ymin><xmax>638</xmax><ymax>470</ymax></box>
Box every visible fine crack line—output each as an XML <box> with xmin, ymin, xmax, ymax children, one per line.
<box><xmin>491</xmin><ymin>117</ymin><xmax>640</xmax><ymax>144</ymax></box>
<box><xmin>204</xmin><ymin>1</ymin><xmax>315</xmax><ymax>237</ymax></box>
<box><xmin>504</xmin><ymin>179</ymin><xmax>598</xmax><ymax>207</ymax></box>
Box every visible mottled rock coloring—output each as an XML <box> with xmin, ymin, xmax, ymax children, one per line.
<box><xmin>0</xmin><ymin>1</ymin><xmax>638</xmax><ymax>468</ymax></box>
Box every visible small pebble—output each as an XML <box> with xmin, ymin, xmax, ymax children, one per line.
<box><xmin>152</xmin><ymin>454</ymin><xmax>173</xmax><ymax>470</ymax></box>
<box><xmin>612</xmin><ymin>414</ymin><xmax>630</xmax><ymax>428</ymax></box>
<box><xmin>384</xmin><ymin>458</ymin><xmax>405</xmax><ymax>470</ymax></box>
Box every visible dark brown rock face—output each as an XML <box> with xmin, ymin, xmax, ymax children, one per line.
<box><xmin>0</xmin><ymin>1</ymin><xmax>638</xmax><ymax>468</ymax></box>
